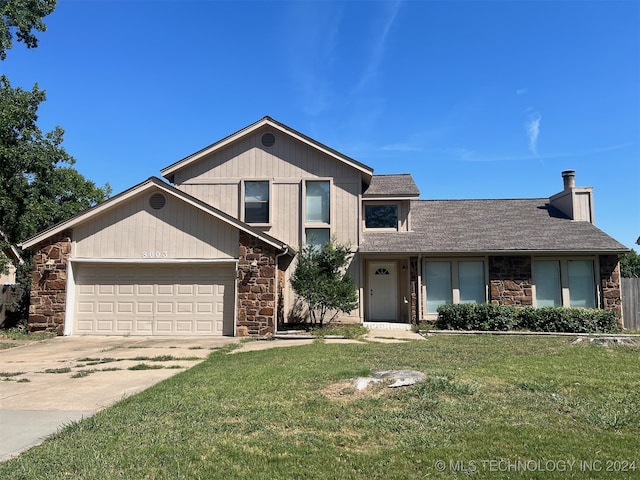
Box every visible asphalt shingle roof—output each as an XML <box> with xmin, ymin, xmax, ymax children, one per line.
<box><xmin>363</xmin><ymin>174</ymin><xmax>420</xmax><ymax>197</ymax></box>
<box><xmin>360</xmin><ymin>198</ymin><xmax>627</xmax><ymax>254</ymax></box>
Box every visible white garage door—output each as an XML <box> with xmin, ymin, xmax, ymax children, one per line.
<box><xmin>73</xmin><ymin>263</ymin><xmax>235</xmax><ymax>336</ymax></box>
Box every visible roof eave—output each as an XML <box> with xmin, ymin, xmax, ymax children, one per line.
<box><xmin>20</xmin><ymin>177</ymin><xmax>292</xmax><ymax>254</ymax></box>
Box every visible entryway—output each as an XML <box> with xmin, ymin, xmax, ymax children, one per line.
<box><xmin>367</xmin><ymin>261</ymin><xmax>398</xmax><ymax>321</ymax></box>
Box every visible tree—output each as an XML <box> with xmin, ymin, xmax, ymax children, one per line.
<box><xmin>0</xmin><ymin>76</ymin><xmax>111</xmax><ymax>245</ymax></box>
<box><xmin>290</xmin><ymin>239</ymin><xmax>359</xmax><ymax>327</ymax></box>
<box><xmin>0</xmin><ymin>0</ymin><xmax>110</xmax><ymax>326</ymax></box>
<box><xmin>620</xmin><ymin>249</ymin><xmax>640</xmax><ymax>278</ymax></box>
<box><xmin>0</xmin><ymin>0</ymin><xmax>56</xmax><ymax>60</ymax></box>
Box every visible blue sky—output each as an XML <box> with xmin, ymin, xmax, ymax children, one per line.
<box><xmin>2</xmin><ymin>0</ymin><xmax>638</xmax><ymax>248</ymax></box>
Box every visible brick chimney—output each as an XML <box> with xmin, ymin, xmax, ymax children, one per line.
<box><xmin>550</xmin><ymin>170</ymin><xmax>595</xmax><ymax>223</ymax></box>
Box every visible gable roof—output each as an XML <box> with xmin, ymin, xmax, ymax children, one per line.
<box><xmin>0</xmin><ymin>229</ymin><xmax>24</xmax><ymax>265</ymax></box>
<box><xmin>360</xmin><ymin>198</ymin><xmax>628</xmax><ymax>254</ymax></box>
<box><xmin>161</xmin><ymin>116</ymin><xmax>374</xmax><ymax>183</ymax></box>
<box><xmin>363</xmin><ymin>174</ymin><xmax>420</xmax><ymax>198</ymax></box>
<box><xmin>20</xmin><ymin>177</ymin><xmax>292</xmax><ymax>253</ymax></box>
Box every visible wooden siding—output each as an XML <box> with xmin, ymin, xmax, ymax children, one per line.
<box><xmin>180</xmin><ymin>183</ymin><xmax>239</xmax><ymax>218</ymax></box>
<box><xmin>74</xmin><ymin>191</ymin><xmax>239</xmax><ymax>259</ymax></box>
<box><xmin>173</xmin><ymin>126</ymin><xmax>363</xmax><ymax>248</ymax></box>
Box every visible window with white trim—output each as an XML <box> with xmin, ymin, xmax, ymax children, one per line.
<box><xmin>304</xmin><ymin>180</ymin><xmax>330</xmax><ymax>247</ymax></box>
<box><xmin>243</xmin><ymin>181</ymin><xmax>270</xmax><ymax>224</ymax></box>
<box><xmin>533</xmin><ymin>259</ymin><xmax>596</xmax><ymax>308</ymax></box>
<box><xmin>424</xmin><ymin>260</ymin><xmax>486</xmax><ymax>314</ymax></box>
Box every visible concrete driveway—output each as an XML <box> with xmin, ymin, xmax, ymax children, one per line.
<box><xmin>0</xmin><ymin>335</ymin><xmax>238</xmax><ymax>461</ymax></box>
<box><xmin>0</xmin><ymin>327</ymin><xmax>422</xmax><ymax>462</ymax></box>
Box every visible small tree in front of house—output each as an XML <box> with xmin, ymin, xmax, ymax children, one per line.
<box><xmin>290</xmin><ymin>239</ymin><xmax>358</xmax><ymax>328</ymax></box>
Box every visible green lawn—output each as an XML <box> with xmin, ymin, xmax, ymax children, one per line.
<box><xmin>2</xmin><ymin>336</ymin><xmax>639</xmax><ymax>479</ymax></box>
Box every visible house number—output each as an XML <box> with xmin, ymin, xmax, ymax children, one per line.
<box><xmin>142</xmin><ymin>251</ymin><xmax>168</xmax><ymax>258</ymax></box>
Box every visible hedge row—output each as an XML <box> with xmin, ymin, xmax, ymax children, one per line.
<box><xmin>435</xmin><ymin>304</ymin><xmax>620</xmax><ymax>333</ymax></box>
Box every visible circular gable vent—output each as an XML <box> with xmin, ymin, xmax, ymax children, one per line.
<box><xmin>261</xmin><ymin>132</ymin><xmax>276</xmax><ymax>147</ymax></box>
<box><xmin>149</xmin><ymin>193</ymin><xmax>166</xmax><ymax>210</ymax></box>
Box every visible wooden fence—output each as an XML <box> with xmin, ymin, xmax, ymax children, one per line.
<box><xmin>622</xmin><ymin>277</ymin><xmax>640</xmax><ymax>331</ymax></box>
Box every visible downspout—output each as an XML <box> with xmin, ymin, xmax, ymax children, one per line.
<box><xmin>417</xmin><ymin>254</ymin><xmax>422</xmax><ymax>323</ymax></box>
<box><xmin>274</xmin><ymin>246</ymin><xmax>290</xmax><ymax>335</ymax></box>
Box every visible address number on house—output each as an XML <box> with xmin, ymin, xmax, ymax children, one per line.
<box><xmin>142</xmin><ymin>251</ymin><xmax>168</xmax><ymax>258</ymax></box>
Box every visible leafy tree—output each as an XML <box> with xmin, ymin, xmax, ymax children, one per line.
<box><xmin>0</xmin><ymin>0</ymin><xmax>109</xmax><ymax>325</ymax></box>
<box><xmin>290</xmin><ymin>239</ymin><xmax>359</xmax><ymax>327</ymax></box>
<box><xmin>0</xmin><ymin>0</ymin><xmax>56</xmax><ymax>60</ymax></box>
<box><xmin>620</xmin><ymin>249</ymin><xmax>640</xmax><ymax>278</ymax></box>
<box><xmin>0</xmin><ymin>75</ymin><xmax>111</xmax><ymax>245</ymax></box>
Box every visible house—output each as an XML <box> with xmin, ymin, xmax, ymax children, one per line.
<box><xmin>20</xmin><ymin>117</ymin><xmax>628</xmax><ymax>336</ymax></box>
<box><xmin>1</xmin><ymin>230</ymin><xmax>24</xmax><ymax>286</ymax></box>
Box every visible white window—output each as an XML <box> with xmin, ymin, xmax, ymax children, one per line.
<box><xmin>533</xmin><ymin>259</ymin><xmax>596</xmax><ymax>308</ymax></box>
<box><xmin>305</xmin><ymin>181</ymin><xmax>330</xmax><ymax>223</ymax></box>
<box><xmin>304</xmin><ymin>180</ymin><xmax>330</xmax><ymax>247</ymax></box>
<box><xmin>425</xmin><ymin>261</ymin><xmax>452</xmax><ymax>314</ymax></box>
<box><xmin>568</xmin><ymin>260</ymin><xmax>595</xmax><ymax>308</ymax></box>
<box><xmin>243</xmin><ymin>181</ymin><xmax>270</xmax><ymax>224</ymax></box>
<box><xmin>424</xmin><ymin>260</ymin><xmax>486</xmax><ymax>315</ymax></box>
<box><xmin>533</xmin><ymin>260</ymin><xmax>562</xmax><ymax>307</ymax></box>
<box><xmin>305</xmin><ymin>228</ymin><xmax>330</xmax><ymax>250</ymax></box>
<box><xmin>458</xmin><ymin>261</ymin><xmax>485</xmax><ymax>304</ymax></box>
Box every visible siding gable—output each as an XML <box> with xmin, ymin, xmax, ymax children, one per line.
<box><xmin>174</xmin><ymin>125</ymin><xmax>365</xmax><ymax>247</ymax></box>
<box><xmin>74</xmin><ymin>187</ymin><xmax>239</xmax><ymax>259</ymax></box>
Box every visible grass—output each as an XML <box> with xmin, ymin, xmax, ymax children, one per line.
<box><xmin>0</xmin><ymin>336</ymin><xmax>638</xmax><ymax>479</ymax></box>
<box><xmin>0</xmin><ymin>327</ymin><xmax>56</xmax><ymax>341</ymax></box>
<box><xmin>0</xmin><ymin>327</ymin><xmax>56</xmax><ymax>350</ymax></box>
<box><xmin>311</xmin><ymin>324</ymin><xmax>369</xmax><ymax>339</ymax></box>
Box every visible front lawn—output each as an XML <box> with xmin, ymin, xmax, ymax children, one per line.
<box><xmin>1</xmin><ymin>336</ymin><xmax>639</xmax><ymax>479</ymax></box>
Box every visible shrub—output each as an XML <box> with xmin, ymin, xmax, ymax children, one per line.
<box><xmin>435</xmin><ymin>304</ymin><xmax>619</xmax><ymax>333</ymax></box>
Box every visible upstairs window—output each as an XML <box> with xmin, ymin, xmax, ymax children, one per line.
<box><xmin>304</xmin><ymin>180</ymin><xmax>330</xmax><ymax>247</ymax></box>
<box><xmin>305</xmin><ymin>181</ymin><xmax>330</xmax><ymax>223</ymax></box>
<box><xmin>365</xmin><ymin>204</ymin><xmax>398</xmax><ymax>229</ymax></box>
<box><xmin>244</xmin><ymin>181</ymin><xmax>270</xmax><ymax>224</ymax></box>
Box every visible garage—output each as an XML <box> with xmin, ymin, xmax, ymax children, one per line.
<box><xmin>72</xmin><ymin>263</ymin><xmax>236</xmax><ymax>336</ymax></box>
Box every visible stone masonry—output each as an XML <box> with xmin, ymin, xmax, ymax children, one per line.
<box><xmin>599</xmin><ymin>255</ymin><xmax>623</xmax><ymax>327</ymax></box>
<box><xmin>489</xmin><ymin>256</ymin><xmax>533</xmax><ymax>306</ymax></box>
<box><xmin>28</xmin><ymin>230</ymin><xmax>72</xmax><ymax>335</ymax></box>
<box><xmin>237</xmin><ymin>232</ymin><xmax>279</xmax><ymax>336</ymax></box>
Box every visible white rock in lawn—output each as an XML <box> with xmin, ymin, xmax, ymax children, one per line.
<box><xmin>353</xmin><ymin>370</ymin><xmax>427</xmax><ymax>390</ymax></box>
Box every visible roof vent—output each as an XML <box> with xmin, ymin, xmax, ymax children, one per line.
<box><xmin>261</xmin><ymin>132</ymin><xmax>275</xmax><ymax>147</ymax></box>
<box><xmin>149</xmin><ymin>193</ymin><xmax>166</xmax><ymax>210</ymax></box>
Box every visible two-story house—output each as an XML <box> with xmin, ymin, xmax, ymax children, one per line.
<box><xmin>21</xmin><ymin>117</ymin><xmax>628</xmax><ymax>336</ymax></box>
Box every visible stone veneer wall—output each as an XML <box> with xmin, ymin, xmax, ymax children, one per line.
<box><xmin>599</xmin><ymin>255</ymin><xmax>623</xmax><ymax>327</ymax></box>
<box><xmin>410</xmin><ymin>257</ymin><xmax>418</xmax><ymax>323</ymax></box>
<box><xmin>489</xmin><ymin>256</ymin><xmax>533</xmax><ymax>306</ymax></box>
<box><xmin>237</xmin><ymin>232</ymin><xmax>278</xmax><ymax>336</ymax></box>
<box><xmin>29</xmin><ymin>230</ymin><xmax>72</xmax><ymax>335</ymax></box>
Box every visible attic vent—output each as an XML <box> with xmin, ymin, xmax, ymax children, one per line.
<box><xmin>261</xmin><ymin>132</ymin><xmax>276</xmax><ymax>147</ymax></box>
<box><xmin>149</xmin><ymin>193</ymin><xmax>166</xmax><ymax>210</ymax></box>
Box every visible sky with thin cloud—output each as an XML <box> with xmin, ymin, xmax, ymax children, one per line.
<box><xmin>3</xmin><ymin>0</ymin><xmax>638</xmax><ymax>248</ymax></box>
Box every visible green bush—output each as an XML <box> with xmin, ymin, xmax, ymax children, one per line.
<box><xmin>435</xmin><ymin>304</ymin><xmax>619</xmax><ymax>333</ymax></box>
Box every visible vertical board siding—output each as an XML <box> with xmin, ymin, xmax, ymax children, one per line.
<box><xmin>173</xmin><ymin>128</ymin><xmax>363</xmax><ymax>250</ymax></box>
<box><xmin>74</xmin><ymin>191</ymin><xmax>238</xmax><ymax>259</ymax></box>
<box><xmin>622</xmin><ymin>277</ymin><xmax>640</xmax><ymax>330</ymax></box>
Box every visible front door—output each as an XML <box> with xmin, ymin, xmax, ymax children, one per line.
<box><xmin>368</xmin><ymin>262</ymin><xmax>398</xmax><ymax>321</ymax></box>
